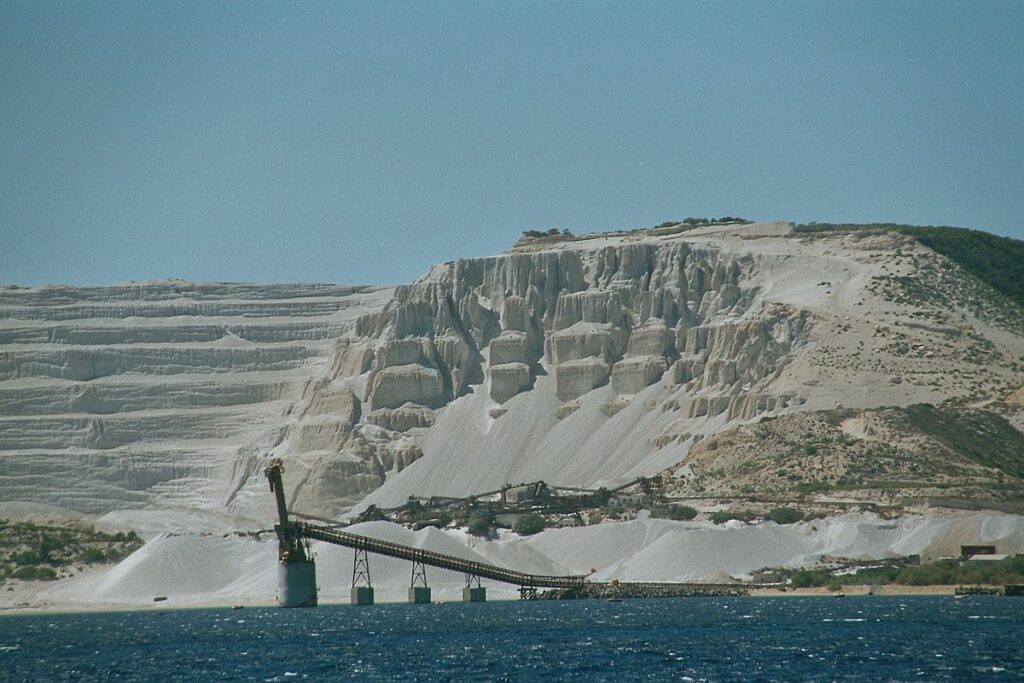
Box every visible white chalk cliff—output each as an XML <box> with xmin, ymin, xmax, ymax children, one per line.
<box><xmin>3</xmin><ymin>221</ymin><xmax>1021</xmax><ymax>525</ymax></box>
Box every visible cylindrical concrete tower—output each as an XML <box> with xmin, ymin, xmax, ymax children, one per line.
<box><xmin>277</xmin><ymin>559</ymin><xmax>318</xmax><ymax>607</ymax></box>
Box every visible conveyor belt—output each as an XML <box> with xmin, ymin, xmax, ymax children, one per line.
<box><xmin>294</xmin><ymin>521</ymin><xmax>587</xmax><ymax>588</ymax></box>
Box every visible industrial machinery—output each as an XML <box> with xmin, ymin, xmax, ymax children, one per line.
<box><xmin>265</xmin><ymin>458</ymin><xmax>318</xmax><ymax>607</ymax></box>
<box><xmin>263</xmin><ymin>459</ymin><xmax>742</xmax><ymax>606</ymax></box>
<box><xmin>264</xmin><ymin>458</ymin><xmax>594</xmax><ymax>606</ymax></box>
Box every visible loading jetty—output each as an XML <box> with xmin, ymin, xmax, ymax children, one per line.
<box><xmin>264</xmin><ymin>459</ymin><xmax>748</xmax><ymax>607</ymax></box>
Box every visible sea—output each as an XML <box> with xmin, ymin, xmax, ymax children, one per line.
<box><xmin>0</xmin><ymin>597</ymin><xmax>1020</xmax><ymax>681</ymax></box>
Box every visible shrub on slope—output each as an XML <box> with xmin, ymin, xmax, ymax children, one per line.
<box><xmin>794</xmin><ymin>222</ymin><xmax>1024</xmax><ymax>309</ymax></box>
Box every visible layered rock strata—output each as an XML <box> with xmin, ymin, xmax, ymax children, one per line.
<box><xmin>0</xmin><ymin>282</ymin><xmax>393</xmax><ymax>517</ymax></box>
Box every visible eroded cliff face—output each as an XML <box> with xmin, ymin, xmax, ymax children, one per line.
<box><xmin>5</xmin><ymin>223</ymin><xmax>1022</xmax><ymax>523</ymax></box>
<box><xmin>272</xmin><ymin>228</ymin><xmax>821</xmax><ymax>512</ymax></box>
<box><xmin>318</xmin><ymin>224</ymin><xmax>1023</xmax><ymax>510</ymax></box>
<box><xmin>354</xmin><ymin>239</ymin><xmax>809</xmax><ymax>419</ymax></box>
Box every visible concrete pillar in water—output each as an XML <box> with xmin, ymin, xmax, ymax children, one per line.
<box><xmin>351</xmin><ymin>586</ymin><xmax>375</xmax><ymax>605</ymax></box>
<box><xmin>277</xmin><ymin>560</ymin><xmax>317</xmax><ymax>607</ymax></box>
<box><xmin>462</xmin><ymin>587</ymin><xmax>486</xmax><ymax>602</ymax></box>
<box><xmin>408</xmin><ymin>587</ymin><xmax>432</xmax><ymax>604</ymax></box>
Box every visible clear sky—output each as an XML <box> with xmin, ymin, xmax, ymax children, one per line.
<box><xmin>1</xmin><ymin>1</ymin><xmax>1022</xmax><ymax>287</ymax></box>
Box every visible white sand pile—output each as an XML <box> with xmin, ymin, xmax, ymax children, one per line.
<box><xmin>6</xmin><ymin>511</ymin><xmax>1022</xmax><ymax>611</ymax></box>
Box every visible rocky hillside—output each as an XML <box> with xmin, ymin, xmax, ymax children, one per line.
<box><xmin>667</xmin><ymin>401</ymin><xmax>1024</xmax><ymax>504</ymax></box>
<box><xmin>348</xmin><ymin>222</ymin><xmax>1024</xmax><ymax>513</ymax></box>
<box><xmin>1</xmin><ymin>221</ymin><xmax>1023</xmax><ymax>527</ymax></box>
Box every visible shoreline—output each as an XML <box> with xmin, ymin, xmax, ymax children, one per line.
<box><xmin>748</xmin><ymin>584</ymin><xmax>966</xmax><ymax>597</ymax></box>
<box><xmin>0</xmin><ymin>583</ymin><xmax>1002</xmax><ymax>616</ymax></box>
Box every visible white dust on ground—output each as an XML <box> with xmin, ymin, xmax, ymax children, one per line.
<box><xmin>4</xmin><ymin>511</ymin><xmax>1022</xmax><ymax>611</ymax></box>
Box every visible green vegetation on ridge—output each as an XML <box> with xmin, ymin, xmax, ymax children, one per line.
<box><xmin>901</xmin><ymin>404</ymin><xmax>1024</xmax><ymax>479</ymax></box>
<box><xmin>519</xmin><ymin>216</ymin><xmax>754</xmax><ymax>244</ymax></box>
<box><xmin>794</xmin><ymin>223</ymin><xmax>1024</xmax><ymax>309</ymax></box>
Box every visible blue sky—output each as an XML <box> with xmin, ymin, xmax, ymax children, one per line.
<box><xmin>1</xmin><ymin>1</ymin><xmax>1022</xmax><ymax>286</ymax></box>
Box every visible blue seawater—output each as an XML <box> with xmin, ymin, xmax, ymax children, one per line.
<box><xmin>0</xmin><ymin>597</ymin><xmax>1021</xmax><ymax>681</ymax></box>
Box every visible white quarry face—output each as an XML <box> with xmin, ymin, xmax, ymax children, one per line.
<box><xmin>0</xmin><ymin>282</ymin><xmax>395</xmax><ymax>525</ymax></box>
<box><xmin>1</xmin><ymin>223</ymin><xmax>1022</xmax><ymax>527</ymax></box>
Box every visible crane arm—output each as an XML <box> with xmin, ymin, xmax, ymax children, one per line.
<box><xmin>263</xmin><ymin>458</ymin><xmax>307</xmax><ymax>563</ymax></box>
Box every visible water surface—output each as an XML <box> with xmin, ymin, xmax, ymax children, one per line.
<box><xmin>0</xmin><ymin>597</ymin><xmax>1020</xmax><ymax>681</ymax></box>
